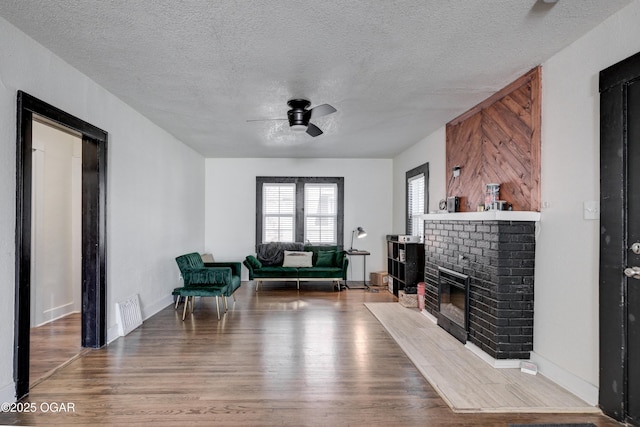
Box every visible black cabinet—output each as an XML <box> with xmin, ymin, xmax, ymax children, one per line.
<box><xmin>386</xmin><ymin>236</ymin><xmax>425</xmax><ymax>296</ymax></box>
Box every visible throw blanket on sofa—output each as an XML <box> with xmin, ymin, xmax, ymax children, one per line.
<box><xmin>256</xmin><ymin>242</ymin><xmax>304</xmax><ymax>266</ymax></box>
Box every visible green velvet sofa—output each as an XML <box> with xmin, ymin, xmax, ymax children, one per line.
<box><xmin>243</xmin><ymin>244</ymin><xmax>348</xmax><ymax>291</ymax></box>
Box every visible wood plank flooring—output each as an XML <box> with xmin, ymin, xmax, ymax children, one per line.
<box><xmin>365</xmin><ymin>302</ymin><xmax>599</xmax><ymax>413</ymax></box>
<box><xmin>29</xmin><ymin>312</ymin><xmax>85</xmax><ymax>387</ymax></box>
<box><xmin>1</xmin><ymin>282</ymin><xmax>622</xmax><ymax>426</ymax></box>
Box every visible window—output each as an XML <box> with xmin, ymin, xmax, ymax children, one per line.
<box><xmin>256</xmin><ymin>177</ymin><xmax>344</xmax><ymax>246</ymax></box>
<box><xmin>406</xmin><ymin>163</ymin><xmax>429</xmax><ymax>236</ymax></box>
<box><xmin>408</xmin><ymin>174</ymin><xmax>425</xmax><ymax>236</ymax></box>
<box><xmin>304</xmin><ymin>183</ymin><xmax>337</xmax><ymax>244</ymax></box>
<box><xmin>262</xmin><ymin>183</ymin><xmax>296</xmax><ymax>242</ymax></box>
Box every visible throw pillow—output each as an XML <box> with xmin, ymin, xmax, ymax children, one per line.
<box><xmin>201</xmin><ymin>253</ymin><xmax>215</xmax><ymax>263</ymax></box>
<box><xmin>282</xmin><ymin>250</ymin><xmax>313</xmax><ymax>268</ymax></box>
<box><xmin>246</xmin><ymin>255</ymin><xmax>262</xmax><ymax>270</ymax></box>
<box><xmin>316</xmin><ymin>251</ymin><xmax>336</xmax><ymax>267</ymax></box>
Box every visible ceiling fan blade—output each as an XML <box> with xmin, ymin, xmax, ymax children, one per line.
<box><xmin>246</xmin><ymin>118</ymin><xmax>287</xmax><ymax>122</ymax></box>
<box><xmin>309</xmin><ymin>104</ymin><xmax>337</xmax><ymax>119</ymax></box>
<box><xmin>306</xmin><ymin>123</ymin><xmax>323</xmax><ymax>137</ymax></box>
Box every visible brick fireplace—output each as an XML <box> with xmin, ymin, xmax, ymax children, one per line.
<box><xmin>422</xmin><ymin>212</ymin><xmax>539</xmax><ymax>360</ymax></box>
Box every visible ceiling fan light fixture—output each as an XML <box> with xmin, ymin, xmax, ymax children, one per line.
<box><xmin>287</xmin><ymin>102</ymin><xmax>310</xmax><ymax>131</ymax></box>
<box><xmin>248</xmin><ymin>98</ymin><xmax>336</xmax><ymax>137</ymax></box>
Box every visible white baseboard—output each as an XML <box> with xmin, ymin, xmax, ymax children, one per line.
<box><xmin>141</xmin><ymin>294</ymin><xmax>173</xmax><ymax>321</ymax></box>
<box><xmin>420</xmin><ymin>310</ymin><xmax>438</xmax><ymax>324</ymax></box>
<box><xmin>37</xmin><ymin>302</ymin><xmax>77</xmax><ymax>327</ymax></box>
<box><xmin>464</xmin><ymin>342</ymin><xmax>522</xmax><ymax>369</ymax></box>
<box><xmin>0</xmin><ymin>380</ymin><xmax>15</xmax><ymax>403</ymax></box>
<box><xmin>529</xmin><ymin>351</ymin><xmax>599</xmax><ymax>405</ymax></box>
<box><xmin>106</xmin><ymin>324</ymin><xmax>120</xmax><ymax>344</ymax></box>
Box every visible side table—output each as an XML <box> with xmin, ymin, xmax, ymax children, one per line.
<box><xmin>345</xmin><ymin>250</ymin><xmax>370</xmax><ymax>289</ymax></box>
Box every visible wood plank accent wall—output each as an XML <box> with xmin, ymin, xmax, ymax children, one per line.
<box><xmin>446</xmin><ymin>67</ymin><xmax>541</xmax><ymax>212</ymax></box>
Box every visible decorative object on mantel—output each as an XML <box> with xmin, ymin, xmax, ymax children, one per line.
<box><xmin>447</xmin><ymin>196</ymin><xmax>460</xmax><ymax>212</ymax></box>
<box><xmin>484</xmin><ymin>183</ymin><xmax>500</xmax><ymax>210</ymax></box>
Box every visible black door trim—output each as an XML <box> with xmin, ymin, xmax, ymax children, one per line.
<box><xmin>14</xmin><ymin>91</ymin><xmax>108</xmax><ymax>399</ymax></box>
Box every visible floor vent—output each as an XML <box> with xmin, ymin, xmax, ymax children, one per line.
<box><xmin>116</xmin><ymin>294</ymin><xmax>143</xmax><ymax>336</ymax></box>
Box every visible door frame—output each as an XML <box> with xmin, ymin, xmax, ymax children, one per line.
<box><xmin>599</xmin><ymin>50</ymin><xmax>640</xmax><ymax>423</ymax></box>
<box><xmin>14</xmin><ymin>91</ymin><xmax>108</xmax><ymax>399</ymax></box>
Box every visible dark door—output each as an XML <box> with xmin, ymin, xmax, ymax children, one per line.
<box><xmin>600</xmin><ymin>51</ymin><xmax>640</xmax><ymax>425</ymax></box>
<box><xmin>627</xmin><ymin>78</ymin><xmax>640</xmax><ymax>425</ymax></box>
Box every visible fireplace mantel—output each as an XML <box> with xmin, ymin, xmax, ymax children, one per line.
<box><xmin>420</xmin><ymin>211</ymin><xmax>540</xmax><ymax>222</ymax></box>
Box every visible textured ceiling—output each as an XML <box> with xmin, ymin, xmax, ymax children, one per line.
<box><xmin>0</xmin><ymin>0</ymin><xmax>634</xmax><ymax>158</ymax></box>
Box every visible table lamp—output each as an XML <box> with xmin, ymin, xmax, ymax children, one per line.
<box><xmin>350</xmin><ymin>227</ymin><xmax>367</xmax><ymax>250</ymax></box>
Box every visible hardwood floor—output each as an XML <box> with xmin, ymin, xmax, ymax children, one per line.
<box><xmin>2</xmin><ymin>282</ymin><xmax>622</xmax><ymax>426</ymax></box>
<box><xmin>29</xmin><ymin>312</ymin><xmax>85</xmax><ymax>387</ymax></box>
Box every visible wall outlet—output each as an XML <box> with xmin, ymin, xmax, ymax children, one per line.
<box><xmin>520</xmin><ymin>361</ymin><xmax>538</xmax><ymax>375</ymax></box>
<box><xmin>583</xmin><ymin>200</ymin><xmax>600</xmax><ymax>220</ymax></box>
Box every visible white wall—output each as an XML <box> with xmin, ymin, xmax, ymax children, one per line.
<box><xmin>392</xmin><ymin>126</ymin><xmax>446</xmax><ymax>234</ymax></box>
<box><xmin>532</xmin><ymin>0</ymin><xmax>640</xmax><ymax>403</ymax></box>
<box><xmin>204</xmin><ymin>158</ymin><xmax>393</xmax><ymax>281</ymax></box>
<box><xmin>392</xmin><ymin>0</ymin><xmax>640</xmax><ymax>405</ymax></box>
<box><xmin>0</xmin><ymin>17</ymin><xmax>205</xmax><ymax>402</ymax></box>
<box><xmin>31</xmin><ymin>121</ymin><xmax>80</xmax><ymax>326</ymax></box>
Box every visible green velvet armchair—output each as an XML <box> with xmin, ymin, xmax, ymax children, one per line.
<box><xmin>173</xmin><ymin>253</ymin><xmax>242</xmax><ymax>320</ymax></box>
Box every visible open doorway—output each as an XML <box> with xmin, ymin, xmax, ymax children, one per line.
<box><xmin>14</xmin><ymin>91</ymin><xmax>108</xmax><ymax>399</ymax></box>
<box><xmin>28</xmin><ymin>119</ymin><xmax>83</xmax><ymax>386</ymax></box>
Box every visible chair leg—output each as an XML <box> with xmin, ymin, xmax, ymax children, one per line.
<box><xmin>182</xmin><ymin>296</ymin><xmax>189</xmax><ymax>321</ymax></box>
<box><xmin>215</xmin><ymin>296</ymin><xmax>221</xmax><ymax>320</ymax></box>
<box><xmin>174</xmin><ymin>295</ymin><xmax>181</xmax><ymax>309</ymax></box>
<box><xmin>223</xmin><ymin>296</ymin><xmax>228</xmax><ymax>312</ymax></box>
<box><xmin>255</xmin><ymin>281</ymin><xmax>260</xmax><ymax>292</ymax></box>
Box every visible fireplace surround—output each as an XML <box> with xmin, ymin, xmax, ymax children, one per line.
<box><xmin>422</xmin><ymin>211</ymin><xmax>539</xmax><ymax>360</ymax></box>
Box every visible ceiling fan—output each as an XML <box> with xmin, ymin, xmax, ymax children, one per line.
<box><xmin>247</xmin><ymin>99</ymin><xmax>337</xmax><ymax>137</ymax></box>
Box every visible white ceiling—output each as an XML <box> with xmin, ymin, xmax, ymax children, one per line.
<box><xmin>0</xmin><ymin>0</ymin><xmax>634</xmax><ymax>158</ymax></box>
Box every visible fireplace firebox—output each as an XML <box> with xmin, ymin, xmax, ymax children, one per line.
<box><xmin>437</xmin><ymin>267</ymin><xmax>469</xmax><ymax>344</ymax></box>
